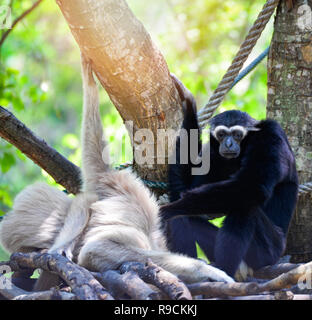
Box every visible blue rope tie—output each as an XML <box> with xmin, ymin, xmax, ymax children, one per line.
<box><xmin>197</xmin><ymin>46</ymin><xmax>270</xmax><ymax>117</ymax></box>
<box><xmin>230</xmin><ymin>46</ymin><xmax>270</xmax><ymax>89</ymax></box>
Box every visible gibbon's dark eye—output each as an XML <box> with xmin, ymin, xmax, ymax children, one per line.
<box><xmin>232</xmin><ymin>130</ymin><xmax>244</xmax><ymax>141</ymax></box>
<box><xmin>216</xmin><ymin>130</ymin><xmax>226</xmax><ymax>141</ymax></box>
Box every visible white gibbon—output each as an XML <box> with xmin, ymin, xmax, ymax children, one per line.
<box><xmin>0</xmin><ymin>55</ymin><xmax>233</xmax><ymax>291</ymax></box>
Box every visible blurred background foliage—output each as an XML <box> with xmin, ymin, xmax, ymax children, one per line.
<box><xmin>0</xmin><ymin>0</ymin><xmax>272</xmax><ymax>260</ymax></box>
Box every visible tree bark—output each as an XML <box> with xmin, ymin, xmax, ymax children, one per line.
<box><xmin>267</xmin><ymin>0</ymin><xmax>312</xmax><ymax>262</ymax></box>
<box><xmin>55</xmin><ymin>0</ymin><xmax>184</xmax><ymax>186</ymax></box>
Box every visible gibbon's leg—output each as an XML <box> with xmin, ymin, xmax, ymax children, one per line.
<box><xmin>142</xmin><ymin>248</ymin><xmax>234</xmax><ymax>283</ymax></box>
<box><xmin>189</xmin><ymin>217</ymin><xmax>219</xmax><ymax>262</ymax></box>
<box><xmin>77</xmin><ymin>239</ymin><xmax>234</xmax><ymax>284</ymax></box>
<box><xmin>166</xmin><ymin>217</ymin><xmax>219</xmax><ymax>263</ymax></box>
<box><xmin>36</xmin><ymin>193</ymin><xmax>97</xmax><ymax>292</ymax></box>
<box><xmin>166</xmin><ymin>218</ymin><xmax>198</xmax><ymax>257</ymax></box>
<box><xmin>214</xmin><ymin>207</ymin><xmax>285</xmax><ymax>277</ymax></box>
<box><xmin>48</xmin><ymin>193</ymin><xmax>98</xmax><ymax>259</ymax></box>
<box><xmin>80</xmin><ymin>54</ymin><xmax>110</xmax><ymax>193</ymax></box>
<box><xmin>0</xmin><ymin>183</ymin><xmax>71</xmax><ymax>254</ymax></box>
<box><xmin>244</xmin><ymin>211</ymin><xmax>286</xmax><ymax>270</ymax></box>
<box><xmin>214</xmin><ymin>212</ymin><xmax>256</xmax><ymax>277</ymax></box>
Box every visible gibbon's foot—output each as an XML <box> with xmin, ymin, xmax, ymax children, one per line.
<box><xmin>203</xmin><ymin>264</ymin><xmax>235</xmax><ymax>283</ymax></box>
<box><xmin>49</xmin><ymin>243</ymin><xmax>75</xmax><ymax>261</ymax></box>
<box><xmin>184</xmin><ymin>260</ymin><xmax>235</xmax><ymax>284</ymax></box>
<box><xmin>234</xmin><ymin>261</ymin><xmax>254</xmax><ymax>282</ymax></box>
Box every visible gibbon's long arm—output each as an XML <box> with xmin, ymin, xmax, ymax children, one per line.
<box><xmin>162</xmin><ymin>121</ymin><xmax>286</xmax><ymax>218</ymax></box>
<box><xmin>49</xmin><ymin>56</ymin><xmax>105</xmax><ymax>257</ymax></box>
<box><xmin>168</xmin><ymin>75</ymin><xmax>201</xmax><ymax>202</ymax></box>
<box><xmin>48</xmin><ymin>192</ymin><xmax>97</xmax><ymax>258</ymax></box>
<box><xmin>81</xmin><ymin>54</ymin><xmax>110</xmax><ymax>193</ymax></box>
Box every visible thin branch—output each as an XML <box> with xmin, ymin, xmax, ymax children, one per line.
<box><xmin>188</xmin><ymin>261</ymin><xmax>312</xmax><ymax>298</ymax></box>
<box><xmin>259</xmin><ymin>261</ymin><xmax>312</xmax><ymax>292</ymax></box>
<box><xmin>253</xmin><ymin>263</ymin><xmax>302</xmax><ymax>280</ymax></box>
<box><xmin>0</xmin><ymin>0</ymin><xmax>44</xmax><ymax>48</ymax></box>
<box><xmin>13</xmin><ymin>289</ymin><xmax>76</xmax><ymax>300</ymax></box>
<box><xmin>187</xmin><ymin>281</ymin><xmax>261</xmax><ymax>298</ymax></box>
<box><xmin>0</xmin><ymin>277</ymin><xmax>76</xmax><ymax>300</ymax></box>
<box><xmin>0</xmin><ymin>106</ymin><xmax>82</xmax><ymax>194</ymax></box>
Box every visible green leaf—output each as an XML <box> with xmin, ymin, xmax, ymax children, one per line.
<box><xmin>1</xmin><ymin>152</ymin><xmax>16</xmax><ymax>173</ymax></box>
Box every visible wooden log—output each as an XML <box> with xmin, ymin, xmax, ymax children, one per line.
<box><xmin>187</xmin><ymin>281</ymin><xmax>261</xmax><ymax>298</ymax></box>
<box><xmin>253</xmin><ymin>263</ymin><xmax>302</xmax><ymax>280</ymax></box>
<box><xmin>93</xmin><ymin>270</ymin><xmax>160</xmax><ymax>300</ymax></box>
<box><xmin>120</xmin><ymin>259</ymin><xmax>192</xmax><ymax>300</ymax></box>
<box><xmin>8</xmin><ymin>252</ymin><xmax>114</xmax><ymax>300</ymax></box>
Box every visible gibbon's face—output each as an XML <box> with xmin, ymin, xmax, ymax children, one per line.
<box><xmin>212</xmin><ymin>125</ymin><xmax>248</xmax><ymax>159</ymax></box>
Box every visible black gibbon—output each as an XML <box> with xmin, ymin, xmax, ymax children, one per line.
<box><xmin>161</xmin><ymin>81</ymin><xmax>299</xmax><ymax>278</ymax></box>
<box><xmin>0</xmin><ymin>56</ymin><xmax>234</xmax><ymax>291</ymax></box>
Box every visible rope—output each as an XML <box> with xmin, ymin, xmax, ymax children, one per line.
<box><xmin>197</xmin><ymin>46</ymin><xmax>270</xmax><ymax>119</ymax></box>
<box><xmin>114</xmin><ymin>163</ymin><xmax>168</xmax><ymax>190</ymax></box>
<box><xmin>299</xmin><ymin>183</ymin><xmax>312</xmax><ymax>195</ymax></box>
<box><xmin>229</xmin><ymin>46</ymin><xmax>270</xmax><ymax>90</ymax></box>
<box><xmin>115</xmin><ymin>161</ymin><xmax>312</xmax><ymax>196</ymax></box>
<box><xmin>198</xmin><ymin>0</ymin><xmax>280</xmax><ymax>128</ymax></box>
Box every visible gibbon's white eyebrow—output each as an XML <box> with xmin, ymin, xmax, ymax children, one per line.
<box><xmin>212</xmin><ymin>125</ymin><xmax>248</xmax><ymax>139</ymax></box>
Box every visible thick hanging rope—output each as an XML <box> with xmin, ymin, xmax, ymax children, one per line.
<box><xmin>298</xmin><ymin>183</ymin><xmax>312</xmax><ymax>195</ymax></box>
<box><xmin>198</xmin><ymin>0</ymin><xmax>280</xmax><ymax>128</ymax></box>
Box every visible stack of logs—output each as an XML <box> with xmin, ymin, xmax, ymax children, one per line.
<box><xmin>0</xmin><ymin>251</ymin><xmax>312</xmax><ymax>300</ymax></box>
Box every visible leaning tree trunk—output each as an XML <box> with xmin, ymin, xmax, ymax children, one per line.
<box><xmin>55</xmin><ymin>0</ymin><xmax>183</xmax><ymax>186</ymax></box>
<box><xmin>267</xmin><ymin>0</ymin><xmax>312</xmax><ymax>263</ymax></box>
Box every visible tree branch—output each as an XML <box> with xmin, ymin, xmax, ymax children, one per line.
<box><xmin>253</xmin><ymin>262</ymin><xmax>302</xmax><ymax>280</ymax></box>
<box><xmin>92</xmin><ymin>270</ymin><xmax>160</xmax><ymax>300</ymax></box>
<box><xmin>120</xmin><ymin>259</ymin><xmax>192</xmax><ymax>300</ymax></box>
<box><xmin>0</xmin><ymin>106</ymin><xmax>82</xmax><ymax>194</ymax></box>
<box><xmin>7</xmin><ymin>251</ymin><xmax>114</xmax><ymax>300</ymax></box>
<box><xmin>0</xmin><ymin>277</ymin><xmax>76</xmax><ymax>300</ymax></box>
<box><xmin>56</xmin><ymin>0</ymin><xmax>184</xmax><ymax>184</ymax></box>
<box><xmin>0</xmin><ymin>0</ymin><xmax>44</xmax><ymax>48</ymax></box>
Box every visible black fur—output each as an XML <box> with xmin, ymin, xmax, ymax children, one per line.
<box><xmin>162</xmin><ymin>92</ymin><xmax>298</xmax><ymax>277</ymax></box>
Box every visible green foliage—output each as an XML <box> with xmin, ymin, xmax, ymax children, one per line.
<box><xmin>0</xmin><ymin>1</ymin><xmax>270</xmax><ymax>258</ymax></box>
<box><xmin>0</xmin><ymin>245</ymin><xmax>9</xmax><ymax>262</ymax></box>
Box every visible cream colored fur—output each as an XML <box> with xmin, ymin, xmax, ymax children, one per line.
<box><xmin>0</xmin><ymin>55</ymin><xmax>233</xmax><ymax>290</ymax></box>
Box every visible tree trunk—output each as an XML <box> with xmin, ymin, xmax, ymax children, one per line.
<box><xmin>55</xmin><ymin>0</ymin><xmax>183</xmax><ymax>186</ymax></box>
<box><xmin>267</xmin><ymin>0</ymin><xmax>312</xmax><ymax>263</ymax></box>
